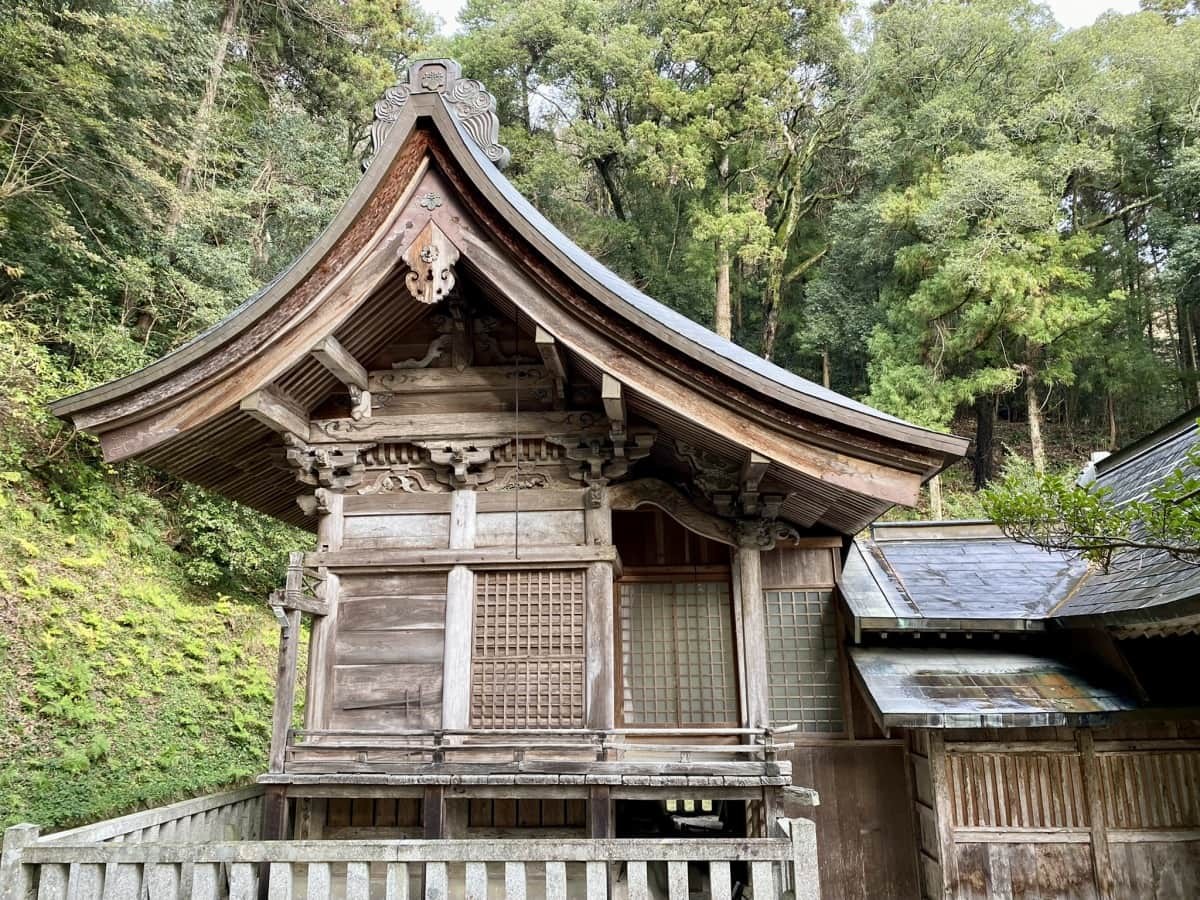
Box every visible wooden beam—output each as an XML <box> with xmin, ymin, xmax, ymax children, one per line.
<box><xmin>240</xmin><ymin>386</ymin><xmax>309</xmax><ymax>439</ymax></box>
<box><xmin>304</xmin><ymin>544</ymin><xmax>619</xmax><ymax>571</ymax></box>
<box><xmin>535</xmin><ymin>327</ymin><xmax>567</xmax><ymax>380</ymax></box>
<box><xmin>369</xmin><ymin>366</ymin><xmax>553</xmax><ymax>395</ymax></box>
<box><xmin>601</xmin><ymin>374</ymin><xmax>625</xmax><ymax>427</ymax></box>
<box><xmin>309</xmin><ymin>410</ymin><xmax>606</xmax><ymax>444</ymax></box>
<box><xmin>269</xmin><ymin>590</ymin><xmax>329</xmax><ymax>617</ymax></box>
<box><xmin>310</xmin><ymin>336</ymin><xmax>368</xmax><ymax>390</ymax></box>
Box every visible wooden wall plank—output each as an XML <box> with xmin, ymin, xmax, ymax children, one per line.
<box><xmin>780</xmin><ymin>743</ymin><xmax>921</xmax><ymax>900</ymax></box>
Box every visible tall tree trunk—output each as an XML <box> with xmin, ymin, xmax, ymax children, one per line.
<box><xmin>167</xmin><ymin>0</ymin><xmax>241</xmax><ymax>233</ymax></box>
<box><xmin>1190</xmin><ymin>305</ymin><xmax>1200</xmax><ymax>406</ymax></box>
<box><xmin>249</xmin><ymin>155</ymin><xmax>275</xmax><ymax>275</ymax></box>
<box><xmin>714</xmin><ymin>152</ymin><xmax>732</xmax><ymax>340</ymax></box>
<box><xmin>1026</xmin><ymin>370</ymin><xmax>1046</xmax><ymax>474</ymax></box>
<box><xmin>821</xmin><ymin>349</ymin><xmax>831</xmax><ymax>389</ymax></box>
<box><xmin>973</xmin><ymin>394</ymin><xmax>996</xmax><ymax>490</ymax></box>
<box><xmin>714</xmin><ymin>239</ymin><xmax>731</xmax><ymax>339</ymax></box>
<box><xmin>761</xmin><ymin>254</ymin><xmax>784</xmax><ymax>357</ymax></box>
<box><xmin>594</xmin><ymin>157</ymin><xmax>627</xmax><ymax>221</ymax></box>
<box><xmin>1107</xmin><ymin>393</ymin><xmax>1118</xmax><ymax>451</ymax></box>
<box><xmin>761</xmin><ymin>247</ymin><xmax>826</xmax><ymax>361</ymax></box>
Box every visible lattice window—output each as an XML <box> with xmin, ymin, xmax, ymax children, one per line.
<box><xmin>620</xmin><ymin>581</ymin><xmax>738</xmax><ymax>725</ymax></box>
<box><xmin>471</xmin><ymin>569</ymin><xmax>585</xmax><ymax>728</ymax></box>
<box><xmin>765</xmin><ymin>589</ymin><xmax>843</xmax><ymax>732</ymax></box>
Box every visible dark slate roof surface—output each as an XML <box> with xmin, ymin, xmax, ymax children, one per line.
<box><xmin>841</xmin><ymin>522</ymin><xmax>1088</xmax><ymax>630</ymax></box>
<box><xmin>1053</xmin><ymin>417</ymin><xmax>1200</xmax><ymax>619</ymax></box>
<box><xmin>844</xmin><ymin>414</ymin><xmax>1200</xmax><ymax>629</ymax></box>
<box><xmin>850</xmin><ymin>647</ymin><xmax>1139</xmax><ymax>728</ymax></box>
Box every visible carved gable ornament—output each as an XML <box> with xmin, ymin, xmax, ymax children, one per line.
<box><xmin>367</xmin><ymin>59</ymin><xmax>511</xmax><ymax>171</ymax></box>
<box><xmin>403</xmin><ymin>220</ymin><xmax>459</xmax><ymax>305</ymax></box>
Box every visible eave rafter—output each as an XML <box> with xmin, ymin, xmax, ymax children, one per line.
<box><xmin>311</xmin><ymin>336</ymin><xmax>371</xmax><ymax>420</ymax></box>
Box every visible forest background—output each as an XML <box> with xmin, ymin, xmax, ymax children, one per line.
<box><xmin>0</xmin><ymin>0</ymin><xmax>1197</xmax><ymax>827</ymax></box>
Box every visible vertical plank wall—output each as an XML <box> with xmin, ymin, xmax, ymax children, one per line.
<box><xmin>766</xmin><ymin>544</ymin><xmax>923</xmax><ymax>900</ymax></box>
<box><xmin>912</xmin><ymin>723</ymin><xmax>1200</xmax><ymax>900</ymax></box>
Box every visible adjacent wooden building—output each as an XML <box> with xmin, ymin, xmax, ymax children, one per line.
<box><xmin>4</xmin><ymin>58</ymin><xmax>1192</xmax><ymax>899</ymax></box>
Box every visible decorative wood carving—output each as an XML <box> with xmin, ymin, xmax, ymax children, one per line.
<box><xmin>403</xmin><ymin>221</ymin><xmax>459</xmax><ymax>306</ymax></box>
<box><xmin>608</xmin><ymin>478</ymin><xmax>736</xmax><ymax>546</ymax></box>
<box><xmin>392</xmin><ymin>333</ymin><xmax>451</xmax><ymax>369</ymax></box>
<box><xmin>367</xmin><ymin>59</ymin><xmax>510</xmax><ymax>170</ymax></box>
<box><xmin>735</xmin><ymin>518</ymin><xmax>801</xmax><ymax>551</ymax></box>
<box><xmin>295</xmin><ymin>487</ymin><xmax>335</xmax><ymax>517</ymax></box>
<box><xmin>474</xmin><ymin>315</ymin><xmax>539</xmax><ymax>367</ymax></box>
<box><xmin>356</xmin><ymin>467</ymin><xmax>445</xmax><ymax>495</ymax></box>
<box><xmin>674</xmin><ymin>440</ymin><xmax>786</xmax><ymax>519</ymax></box>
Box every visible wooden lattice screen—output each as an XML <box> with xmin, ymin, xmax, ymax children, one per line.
<box><xmin>765</xmin><ymin>589</ymin><xmax>844</xmax><ymax>732</ymax></box>
<box><xmin>620</xmin><ymin>581</ymin><xmax>738</xmax><ymax>726</ymax></box>
<box><xmin>470</xmin><ymin>569</ymin><xmax>586</xmax><ymax>728</ymax></box>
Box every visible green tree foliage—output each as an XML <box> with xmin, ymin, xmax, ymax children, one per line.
<box><xmin>452</xmin><ymin>0</ymin><xmax>1200</xmax><ymax>486</ymax></box>
<box><xmin>982</xmin><ymin>447</ymin><xmax>1200</xmax><ymax>568</ymax></box>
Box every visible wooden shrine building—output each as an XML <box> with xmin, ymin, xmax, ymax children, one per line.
<box><xmin>2</xmin><ymin>58</ymin><xmax>1193</xmax><ymax>900</ymax></box>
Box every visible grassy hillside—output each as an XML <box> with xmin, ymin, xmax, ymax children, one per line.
<box><xmin>0</xmin><ymin>323</ymin><xmax>303</xmax><ymax>831</ymax></box>
<box><xmin>0</xmin><ymin>477</ymin><xmax>282</xmax><ymax>830</ymax></box>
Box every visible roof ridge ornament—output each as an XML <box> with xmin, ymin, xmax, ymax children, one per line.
<box><xmin>367</xmin><ymin>58</ymin><xmax>511</xmax><ymax>171</ymax></box>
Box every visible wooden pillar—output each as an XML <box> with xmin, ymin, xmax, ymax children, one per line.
<box><xmin>443</xmin><ymin>490</ymin><xmax>476</xmax><ymax>731</ymax></box>
<box><xmin>442</xmin><ymin>566</ymin><xmax>474</xmax><ymax>730</ymax></box>
<box><xmin>588</xmin><ymin>786</ymin><xmax>614</xmax><ymax>838</ymax></box>
<box><xmin>927</xmin><ymin>732</ymin><xmax>958</xmax><ymax>899</ymax></box>
<box><xmin>304</xmin><ymin>491</ymin><xmax>342</xmax><ymax>731</ymax></box>
<box><xmin>261</xmin><ymin>786</ymin><xmax>290</xmax><ymax>840</ymax></box>
<box><xmin>449</xmin><ymin>488</ymin><xmax>477</xmax><ymax>550</ymax></box>
<box><xmin>734</xmin><ymin>545</ymin><xmax>768</xmax><ymax>730</ymax></box>
<box><xmin>293</xmin><ymin>798</ymin><xmax>325</xmax><ymax>840</ymax></box>
<box><xmin>268</xmin><ymin>606</ymin><xmax>301</xmax><ymax>773</ymax></box>
<box><xmin>1078</xmin><ymin>730</ymin><xmax>1114</xmax><ymax>900</ymax></box>
<box><xmin>424</xmin><ymin>787</ymin><xmax>447</xmax><ymax>839</ymax></box>
<box><xmin>585</xmin><ymin>560</ymin><xmax>615</xmax><ymax>730</ymax></box>
<box><xmin>584</xmin><ymin>485</ymin><xmax>612</xmax><ymax>545</ymax></box>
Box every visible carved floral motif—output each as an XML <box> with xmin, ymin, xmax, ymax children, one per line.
<box><xmin>356</xmin><ymin>467</ymin><xmax>445</xmax><ymax>495</ymax></box>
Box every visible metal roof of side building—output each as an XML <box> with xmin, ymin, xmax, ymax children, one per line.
<box><xmin>842</xmin><ymin>413</ymin><xmax>1200</xmax><ymax>633</ymax></box>
<box><xmin>849</xmin><ymin>648</ymin><xmax>1139</xmax><ymax>729</ymax></box>
<box><xmin>840</xmin><ymin>521</ymin><xmax>1089</xmax><ymax>633</ymax></box>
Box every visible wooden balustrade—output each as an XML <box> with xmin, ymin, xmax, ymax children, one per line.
<box><xmin>283</xmin><ymin>727</ymin><xmax>795</xmax><ymax>777</ymax></box>
<box><xmin>1</xmin><ymin>821</ymin><xmax>820</xmax><ymax>900</ymax></box>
